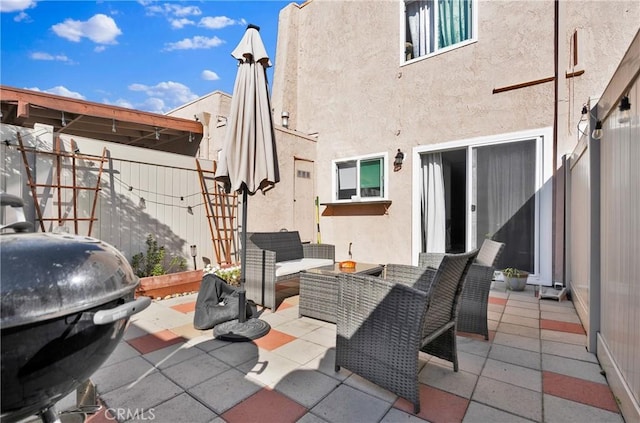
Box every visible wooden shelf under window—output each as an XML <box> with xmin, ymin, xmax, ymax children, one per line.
<box><xmin>320</xmin><ymin>200</ymin><xmax>391</xmax><ymax>216</ymax></box>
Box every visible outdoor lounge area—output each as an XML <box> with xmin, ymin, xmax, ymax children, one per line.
<box><xmin>80</xmin><ymin>280</ymin><xmax>624</xmax><ymax>423</ymax></box>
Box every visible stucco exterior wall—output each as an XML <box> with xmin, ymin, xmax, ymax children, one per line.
<box><xmin>271</xmin><ymin>0</ymin><xmax>639</xmax><ymax>264</ymax></box>
<box><xmin>168</xmin><ymin>88</ymin><xmax>320</xmax><ymax>238</ymax></box>
<box><xmin>244</xmin><ymin>127</ymin><xmax>319</xmax><ymax>235</ymax></box>
<box><xmin>168</xmin><ymin>90</ymin><xmax>232</xmax><ymax>161</ymax></box>
<box><xmin>557</xmin><ymin>1</ymin><xmax>639</xmax><ymax>160</ymax></box>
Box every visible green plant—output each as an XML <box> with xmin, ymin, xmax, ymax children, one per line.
<box><xmin>131</xmin><ymin>234</ymin><xmax>187</xmax><ymax>278</ymax></box>
<box><xmin>502</xmin><ymin>267</ymin><xmax>529</xmax><ymax>278</ymax></box>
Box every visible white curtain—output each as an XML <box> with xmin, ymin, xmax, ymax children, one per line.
<box><xmin>475</xmin><ymin>141</ymin><xmax>536</xmax><ymax>271</ymax></box>
<box><xmin>421</xmin><ymin>153</ymin><xmax>446</xmax><ymax>253</ymax></box>
<box><xmin>406</xmin><ymin>1</ymin><xmax>433</xmax><ymax>58</ymax></box>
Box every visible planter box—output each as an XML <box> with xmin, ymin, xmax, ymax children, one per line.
<box><xmin>136</xmin><ymin>269</ymin><xmax>203</xmax><ymax>299</ymax></box>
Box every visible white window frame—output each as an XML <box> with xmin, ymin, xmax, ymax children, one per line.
<box><xmin>401</xmin><ymin>0</ymin><xmax>478</xmax><ymax>65</ymax></box>
<box><xmin>332</xmin><ymin>152</ymin><xmax>389</xmax><ymax>203</ymax></box>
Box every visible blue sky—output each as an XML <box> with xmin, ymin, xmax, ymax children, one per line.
<box><xmin>1</xmin><ymin>0</ymin><xmax>290</xmax><ymax>113</ymax></box>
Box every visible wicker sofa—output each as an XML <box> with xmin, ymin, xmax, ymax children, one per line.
<box><xmin>244</xmin><ymin>231</ymin><xmax>335</xmax><ymax>310</ymax></box>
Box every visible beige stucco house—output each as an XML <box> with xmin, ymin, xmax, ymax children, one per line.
<box><xmin>264</xmin><ymin>0</ymin><xmax>638</xmax><ymax>283</ymax></box>
<box><xmin>264</xmin><ymin>2</ymin><xmax>639</xmax><ymax>419</ymax></box>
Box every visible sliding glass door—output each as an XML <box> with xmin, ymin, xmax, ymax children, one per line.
<box><xmin>472</xmin><ymin>140</ymin><xmax>536</xmax><ymax>272</ymax></box>
<box><xmin>419</xmin><ymin>138</ymin><xmax>539</xmax><ymax>274</ymax></box>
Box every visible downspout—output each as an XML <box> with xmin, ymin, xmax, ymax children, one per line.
<box><xmin>552</xmin><ymin>0</ymin><xmax>562</xmax><ymax>285</ymax></box>
<box><xmin>553</xmin><ymin>0</ymin><xmax>559</xmax><ymax>171</ymax></box>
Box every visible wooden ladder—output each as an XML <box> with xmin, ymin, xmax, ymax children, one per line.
<box><xmin>196</xmin><ymin>159</ymin><xmax>238</xmax><ymax>266</ymax></box>
<box><xmin>17</xmin><ymin>133</ymin><xmax>107</xmax><ymax>235</ymax></box>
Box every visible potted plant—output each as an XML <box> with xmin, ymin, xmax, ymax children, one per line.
<box><xmin>502</xmin><ymin>267</ymin><xmax>529</xmax><ymax>291</ymax></box>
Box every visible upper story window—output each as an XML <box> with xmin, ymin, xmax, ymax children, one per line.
<box><xmin>333</xmin><ymin>153</ymin><xmax>388</xmax><ymax>202</ymax></box>
<box><xmin>404</xmin><ymin>0</ymin><xmax>475</xmax><ymax>62</ymax></box>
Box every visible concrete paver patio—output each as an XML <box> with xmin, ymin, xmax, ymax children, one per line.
<box><xmin>83</xmin><ymin>282</ymin><xmax>624</xmax><ymax>423</ymax></box>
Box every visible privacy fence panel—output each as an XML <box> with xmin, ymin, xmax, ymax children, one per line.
<box><xmin>567</xmin><ymin>135</ymin><xmax>591</xmax><ymax>338</ymax></box>
<box><xmin>567</xmin><ymin>89</ymin><xmax>639</xmax><ymax>420</ymax></box>
<box><xmin>599</xmin><ymin>80</ymin><xmax>640</xmax><ymax>409</ymax></box>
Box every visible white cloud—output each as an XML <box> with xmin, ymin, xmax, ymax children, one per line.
<box><xmin>141</xmin><ymin>97</ymin><xmax>167</xmax><ymax>114</ymax></box>
<box><xmin>145</xmin><ymin>3</ymin><xmax>201</xmax><ymax>18</ymax></box>
<box><xmin>30</xmin><ymin>52</ymin><xmax>72</xmax><ymax>62</ymax></box>
<box><xmin>100</xmin><ymin>97</ymin><xmax>135</xmax><ymax>110</ymax></box>
<box><xmin>52</xmin><ymin>14</ymin><xmax>122</xmax><ymax>44</ymax></box>
<box><xmin>168</xmin><ymin>4</ymin><xmax>201</xmax><ymax>17</ymax></box>
<box><xmin>170</xmin><ymin>18</ymin><xmax>194</xmax><ymax>29</ymax></box>
<box><xmin>14</xmin><ymin>11</ymin><xmax>31</xmax><ymax>22</ymax></box>
<box><xmin>201</xmin><ymin>70</ymin><xmax>220</xmax><ymax>81</ymax></box>
<box><xmin>0</xmin><ymin>0</ymin><xmax>36</xmax><ymax>13</ymax></box>
<box><xmin>128</xmin><ymin>81</ymin><xmax>199</xmax><ymax>112</ymax></box>
<box><xmin>109</xmin><ymin>98</ymin><xmax>135</xmax><ymax>109</ymax></box>
<box><xmin>198</xmin><ymin>16</ymin><xmax>242</xmax><ymax>30</ymax></box>
<box><xmin>26</xmin><ymin>86</ymin><xmax>85</xmax><ymax>100</ymax></box>
<box><xmin>163</xmin><ymin>36</ymin><xmax>224</xmax><ymax>51</ymax></box>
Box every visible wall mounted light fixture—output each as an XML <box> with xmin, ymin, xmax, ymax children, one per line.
<box><xmin>112</xmin><ymin>119</ymin><xmax>117</xmax><ymax>133</ymax></box>
<box><xmin>394</xmin><ymin>149</ymin><xmax>405</xmax><ymax>172</ymax></box>
<box><xmin>618</xmin><ymin>95</ymin><xmax>631</xmax><ymax>124</ymax></box>
<box><xmin>61</xmin><ymin>112</ymin><xmax>67</xmax><ymax>127</ymax></box>
<box><xmin>592</xmin><ymin>121</ymin><xmax>603</xmax><ymax>140</ymax></box>
<box><xmin>281</xmin><ymin>111</ymin><xmax>289</xmax><ymax>128</ymax></box>
<box><xmin>154</xmin><ymin>127</ymin><xmax>160</xmax><ymax>140</ymax></box>
<box><xmin>190</xmin><ymin>245</ymin><xmax>197</xmax><ymax>269</ymax></box>
<box><xmin>580</xmin><ymin>102</ymin><xmax>603</xmax><ymax>140</ymax></box>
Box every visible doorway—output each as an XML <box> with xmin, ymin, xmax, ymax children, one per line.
<box><xmin>442</xmin><ymin>149</ymin><xmax>466</xmax><ymax>253</ymax></box>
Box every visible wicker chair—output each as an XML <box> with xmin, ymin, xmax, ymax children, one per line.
<box><xmin>419</xmin><ymin>239</ymin><xmax>505</xmax><ymax>339</ymax></box>
<box><xmin>334</xmin><ymin>250</ymin><xmax>478</xmax><ymax>414</ymax></box>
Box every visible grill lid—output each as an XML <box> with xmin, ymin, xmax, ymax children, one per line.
<box><xmin>1</xmin><ymin>233</ymin><xmax>139</xmax><ymax>329</ymax></box>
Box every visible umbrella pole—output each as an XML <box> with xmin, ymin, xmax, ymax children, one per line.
<box><xmin>213</xmin><ymin>187</ymin><xmax>270</xmax><ymax>341</ymax></box>
<box><xmin>238</xmin><ymin>188</ymin><xmax>248</xmax><ymax>323</ymax></box>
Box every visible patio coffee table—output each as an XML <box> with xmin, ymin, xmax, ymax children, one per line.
<box><xmin>299</xmin><ymin>262</ymin><xmax>384</xmax><ymax>323</ymax></box>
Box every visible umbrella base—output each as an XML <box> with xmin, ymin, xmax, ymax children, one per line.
<box><xmin>213</xmin><ymin>318</ymin><xmax>270</xmax><ymax>342</ymax></box>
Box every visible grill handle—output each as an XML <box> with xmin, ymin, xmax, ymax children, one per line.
<box><xmin>93</xmin><ymin>296</ymin><xmax>151</xmax><ymax>325</ymax></box>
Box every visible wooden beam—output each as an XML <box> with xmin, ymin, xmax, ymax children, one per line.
<box><xmin>0</xmin><ymin>85</ymin><xmax>203</xmax><ymax>134</ymax></box>
<box><xmin>493</xmin><ymin>70</ymin><xmax>584</xmax><ymax>94</ymax></box>
<box><xmin>17</xmin><ymin>101</ymin><xmax>29</xmax><ymax>118</ymax></box>
<box><xmin>493</xmin><ymin>76</ymin><xmax>555</xmax><ymax>94</ymax></box>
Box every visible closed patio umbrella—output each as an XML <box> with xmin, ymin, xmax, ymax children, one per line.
<box><xmin>213</xmin><ymin>24</ymin><xmax>279</xmax><ymax>341</ymax></box>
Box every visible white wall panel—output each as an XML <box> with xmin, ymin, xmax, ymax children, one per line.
<box><xmin>1</xmin><ymin>125</ymin><xmax>221</xmax><ymax>271</ymax></box>
<box><xmin>568</xmin><ymin>141</ymin><xmax>591</xmax><ymax>331</ymax></box>
<box><xmin>599</xmin><ymin>80</ymin><xmax>639</xmax><ymax>411</ymax></box>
